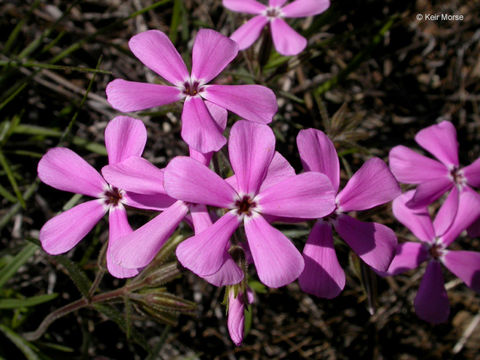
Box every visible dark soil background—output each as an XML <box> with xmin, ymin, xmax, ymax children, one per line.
<box><xmin>0</xmin><ymin>0</ymin><xmax>479</xmax><ymax>359</ymax></box>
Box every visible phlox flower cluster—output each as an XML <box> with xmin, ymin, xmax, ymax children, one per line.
<box><xmin>36</xmin><ymin>2</ymin><xmax>480</xmax><ymax>346</ymax></box>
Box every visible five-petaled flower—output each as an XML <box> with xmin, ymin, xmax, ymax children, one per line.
<box><xmin>223</xmin><ymin>0</ymin><xmax>330</xmax><ymax>55</ymax></box>
<box><xmin>38</xmin><ymin>116</ymin><xmax>174</xmax><ymax>278</ymax></box>
<box><xmin>385</xmin><ymin>189</ymin><xmax>480</xmax><ymax>324</ymax></box>
<box><xmin>163</xmin><ymin>120</ymin><xmax>337</xmax><ymax>288</ymax></box>
<box><xmin>389</xmin><ymin>121</ymin><xmax>480</xmax><ymax>236</ymax></box>
<box><xmin>106</xmin><ymin>29</ymin><xmax>277</xmax><ymax>154</ymax></box>
<box><xmin>296</xmin><ymin>129</ymin><xmax>401</xmax><ymax>299</ymax></box>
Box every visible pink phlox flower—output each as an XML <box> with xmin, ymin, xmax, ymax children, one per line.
<box><xmin>106</xmin><ymin>28</ymin><xmax>277</xmax><ymax>154</ymax></box>
<box><xmin>389</xmin><ymin>121</ymin><xmax>480</xmax><ymax>236</ymax></box>
<box><xmin>296</xmin><ymin>129</ymin><xmax>401</xmax><ymax>299</ymax></box>
<box><xmin>385</xmin><ymin>189</ymin><xmax>480</xmax><ymax>324</ymax></box>
<box><xmin>100</xmin><ymin>148</ymin><xmax>213</xmax><ymax>273</ymax></box>
<box><xmin>223</xmin><ymin>0</ymin><xmax>330</xmax><ymax>56</ymax></box>
<box><xmin>227</xmin><ymin>286</ymin><xmax>254</xmax><ymax>346</ymax></box>
<box><xmin>38</xmin><ymin>116</ymin><xmax>173</xmax><ymax>278</ymax></box>
<box><xmin>163</xmin><ymin>120</ymin><xmax>337</xmax><ymax>288</ymax></box>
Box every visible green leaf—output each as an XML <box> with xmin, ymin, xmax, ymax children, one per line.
<box><xmin>0</xmin><ymin>294</ymin><xmax>58</xmax><ymax>309</ymax></box>
<box><xmin>248</xmin><ymin>280</ymin><xmax>267</xmax><ymax>294</ymax></box>
<box><xmin>0</xmin><ymin>150</ymin><xmax>26</xmax><ymax>208</ymax></box>
<box><xmin>0</xmin><ymin>324</ymin><xmax>40</xmax><ymax>360</ymax></box>
<box><xmin>54</xmin><ymin>256</ymin><xmax>91</xmax><ymax>297</ymax></box>
<box><xmin>0</xmin><ymin>242</ymin><xmax>37</xmax><ymax>289</ymax></box>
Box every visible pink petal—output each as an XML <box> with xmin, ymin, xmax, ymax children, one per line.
<box><xmin>191</xmin><ymin>29</ymin><xmax>238</xmax><ymax>83</ymax></box>
<box><xmin>202</xmin><ymin>258</ymin><xmax>244</xmax><ymax>286</ymax></box>
<box><xmin>414</xmin><ymin>261</ymin><xmax>450</xmax><ymax>324</ymax></box>
<box><xmin>281</xmin><ymin>0</ymin><xmax>330</xmax><ymax>18</ymax></box>
<box><xmin>112</xmin><ymin>201</ymin><xmax>188</xmax><ymax>269</ymax></box>
<box><xmin>406</xmin><ymin>177</ymin><xmax>453</xmax><ymax>208</ymax></box>
<box><xmin>385</xmin><ymin>242</ymin><xmax>429</xmax><ymax>276</ymax></box>
<box><xmin>229</xmin><ymin>120</ymin><xmax>275</xmax><ymax>194</ymax></box>
<box><xmin>107</xmin><ymin>208</ymin><xmax>139</xmax><ymax>278</ymax></box>
<box><xmin>335</xmin><ymin>215</ymin><xmax>397</xmax><ymax>272</ymax></box>
<box><xmin>259</xmin><ymin>152</ymin><xmax>296</xmax><ymax>192</ymax></box>
<box><xmin>128</xmin><ymin>30</ymin><xmax>189</xmax><ymax>85</ymax></box>
<box><xmin>392</xmin><ymin>191</ymin><xmax>435</xmax><ymax>243</ymax></box>
<box><xmin>336</xmin><ymin>158</ymin><xmax>401</xmax><ymax>212</ymax></box>
<box><xmin>189</xmin><ymin>204</ymin><xmax>213</xmax><ymax>234</ymax></box>
<box><xmin>222</xmin><ymin>0</ymin><xmax>266</xmax><ymax>14</ymax></box>
<box><xmin>124</xmin><ymin>192</ymin><xmax>175</xmax><ymax>211</ymax></box>
<box><xmin>297</xmin><ymin>128</ymin><xmax>340</xmax><ymax>192</ymax></box>
<box><xmin>106</xmin><ymin>80</ymin><xmax>181</xmax><ymax>112</ymax></box>
<box><xmin>467</xmin><ymin>218</ymin><xmax>480</xmax><ymax>237</ymax></box>
<box><xmin>164</xmin><ymin>156</ymin><xmax>237</xmax><ymax>208</ymax></box>
<box><xmin>440</xmin><ymin>187</ymin><xmax>480</xmax><ymax>246</ymax></box>
<box><xmin>269</xmin><ymin>0</ymin><xmax>287</xmax><ymax>6</ymax></box>
<box><xmin>432</xmin><ymin>186</ymin><xmax>459</xmax><ymax>237</ymax></box>
<box><xmin>244</xmin><ymin>215</ymin><xmax>304</xmax><ymax>288</ymax></box>
<box><xmin>443</xmin><ymin>250</ymin><xmax>480</xmax><ymax>292</ymax></box>
<box><xmin>38</xmin><ymin>147</ymin><xmax>106</xmax><ymax>197</ymax></box>
<box><xmin>227</xmin><ymin>289</ymin><xmax>254</xmax><ymax>346</ymax></box>
<box><xmin>105</xmin><ymin>116</ymin><xmax>147</xmax><ymax>165</ymax></box>
<box><xmin>205</xmin><ymin>100</ymin><xmax>228</xmax><ymax>131</ymax></box>
<box><xmin>463</xmin><ymin>158</ymin><xmax>480</xmax><ymax>188</ymax></box>
<box><xmin>230</xmin><ymin>16</ymin><xmax>268</xmax><ymax>50</ymax></box>
<box><xmin>270</xmin><ymin>18</ymin><xmax>307</xmax><ymax>56</ymax></box>
<box><xmin>176</xmin><ymin>212</ymin><xmax>241</xmax><ymax>276</ymax></box>
<box><xmin>415</xmin><ymin>121</ymin><xmax>459</xmax><ymax>167</ymax></box>
<box><xmin>202</xmin><ymin>84</ymin><xmax>277</xmax><ymax>124</ymax></box>
<box><xmin>40</xmin><ymin>200</ymin><xmax>106</xmax><ymax>255</ymax></box>
<box><xmin>389</xmin><ymin>145</ymin><xmax>448</xmax><ymax>184</ymax></box>
<box><xmin>189</xmin><ymin>147</ymin><xmax>213</xmax><ymax>167</ymax></box>
<box><xmin>298</xmin><ymin>221</ymin><xmax>345</xmax><ymax>299</ymax></box>
<box><xmin>259</xmin><ymin>172</ymin><xmax>336</xmax><ymax>219</ymax></box>
<box><xmin>102</xmin><ymin>157</ymin><xmax>166</xmax><ymax>195</ymax></box>
<box><xmin>181</xmin><ymin>97</ymin><xmax>227</xmax><ymax>153</ymax></box>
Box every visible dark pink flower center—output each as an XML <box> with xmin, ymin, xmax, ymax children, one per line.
<box><xmin>429</xmin><ymin>243</ymin><xmax>444</xmax><ymax>260</ymax></box>
<box><xmin>265</xmin><ymin>7</ymin><xmax>282</xmax><ymax>18</ymax></box>
<box><xmin>234</xmin><ymin>195</ymin><xmax>257</xmax><ymax>217</ymax></box>
<box><xmin>103</xmin><ymin>186</ymin><xmax>123</xmax><ymax>207</ymax></box>
<box><xmin>450</xmin><ymin>166</ymin><xmax>466</xmax><ymax>187</ymax></box>
<box><xmin>183</xmin><ymin>80</ymin><xmax>204</xmax><ymax>97</ymax></box>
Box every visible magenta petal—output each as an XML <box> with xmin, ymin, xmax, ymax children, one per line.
<box><xmin>415</xmin><ymin>121</ymin><xmax>459</xmax><ymax>167</ymax></box>
<box><xmin>297</xmin><ymin>128</ymin><xmax>340</xmax><ymax>192</ymax></box>
<box><xmin>269</xmin><ymin>0</ymin><xmax>287</xmax><ymax>6</ymax></box>
<box><xmin>298</xmin><ymin>221</ymin><xmax>345</xmax><ymax>299</ymax></box>
<box><xmin>124</xmin><ymin>192</ymin><xmax>175</xmax><ymax>211</ymax></box>
<box><xmin>181</xmin><ymin>97</ymin><xmax>227</xmax><ymax>153</ymax></box>
<box><xmin>463</xmin><ymin>158</ymin><xmax>480</xmax><ymax>188</ymax></box>
<box><xmin>203</xmin><ymin>84</ymin><xmax>277</xmax><ymax>124</ymax></box>
<box><xmin>222</xmin><ymin>0</ymin><xmax>266</xmax><ymax>14</ymax></box>
<box><xmin>389</xmin><ymin>145</ymin><xmax>448</xmax><ymax>184</ymax></box>
<box><xmin>440</xmin><ymin>187</ymin><xmax>480</xmax><ymax>246</ymax></box>
<box><xmin>443</xmin><ymin>250</ymin><xmax>480</xmax><ymax>292</ymax></box>
<box><xmin>205</xmin><ymin>100</ymin><xmax>228</xmax><ymax>131</ymax></box>
<box><xmin>270</xmin><ymin>18</ymin><xmax>307</xmax><ymax>56</ymax></box>
<box><xmin>337</xmin><ymin>158</ymin><xmax>401</xmax><ymax>212</ymax></box>
<box><xmin>414</xmin><ymin>261</ymin><xmax>450</xmax><ymax>324</ymax></box>
<box><xmin>102</xmin><ymin>157</ymin><xmax>166</xmax><ymax>195</ymax></box>
<box><xmin>113</xmin><ymin>201</ymin><xmax>188</xmax><ymax>269</ymax></box>
<box><xmin>392</xmin><ymin>191</ymin><xmax>435</xmax><ymax>243</ymax></box>
<box><xmin>164</xmin><ymin>156</ymin><xmax>237</xmax><ymax>207</ymax></box>
<box><xmin>227</xmin><ymin>289</ymin><xmax>253</xmax><ymax>347</ymax></box>
<box><xmin>245</xmin><ymin>215</ymin><xmax>304</xmax><ymax>288</ymax></box>
<box><xmin>189</xmin><ymin>147</ymin><xmax>213</xmax><ymax>167</ymax></box>
<box><xmin>229</xmin><ymin>120</ymin><xmax>275</xmax><ymax>194</ymax></box>
<box><xmin>107</xmin><ymin>208</ymin><xmax>139</xmax><ymax>278</ymax></box>
<box><xmin>106</xmin><ymin>80</ymin><xmax>181</xmax><ymax>112</ymax></box>
<box><xmin>128</xmin><ymin>30</ymin><xmax>188</xmax><ymax>85</ymax></box>
<box><xmin>386</xmin><ymin>242</ymin><xmax>429</xmax><ymax>276</ymax></box>
<box><xmin>38</xmin><ymin>147</ymin><xmax>106</xmax><ymax>197</ymax></box>
<box><xmin>281</xmin><ymin>0</ymin><xmax>330</xmax><ymax>18</ymax></box>
<box><xmin>407</xmin><ymin>177</ymin><xmax>453</xmax><ymax>208</ymax></box>
<box><xmin>432</xmin><ymin>186</ymin><xmax>459</xmax><ymax>237</ymax></box>
<box><xmin>192</xmin><ymin>29</ymin><xmax>238</xmax><ymax>83</ymax></box>
<box><xmin>259</xmin><ymin>172</ymin><xmax>336</xmax><ymax>219</ymax></box>
<box><xmin>40</xmin><ymin>200</ymin><xmax>106</xmax><ymax>255</ymax></box>
<box><xmin>176</xmin><ymin>212</ymin><xmax>241</xmax><ymax>276</ymax></box>
<box><xmin>259</xmin><ymin>152</ymin><xmax>296</xmax><ymax>192</ymax></box>
<box><xmin>105</xmin><ymin>116</ymin><xmax>147</xmax><ymax>165</ymax></box>
<box><xmin>335</xmin><ymin>215</ymin><xmax>397</xmax><ymax>272</ymax></box>
<box><xmin>190</xmin><ymin>204</ymin><xmax>213</xmax><ymax>234</ymax></box>
<box><xmin>202</xmin><ymin>258</ymin><xmax>244</xmax><ymax>286</ymax></box>
<box><xmin>230</xmin><ymin>16</ymin><xmax>268</xmax><ymax>50</ymax></box>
